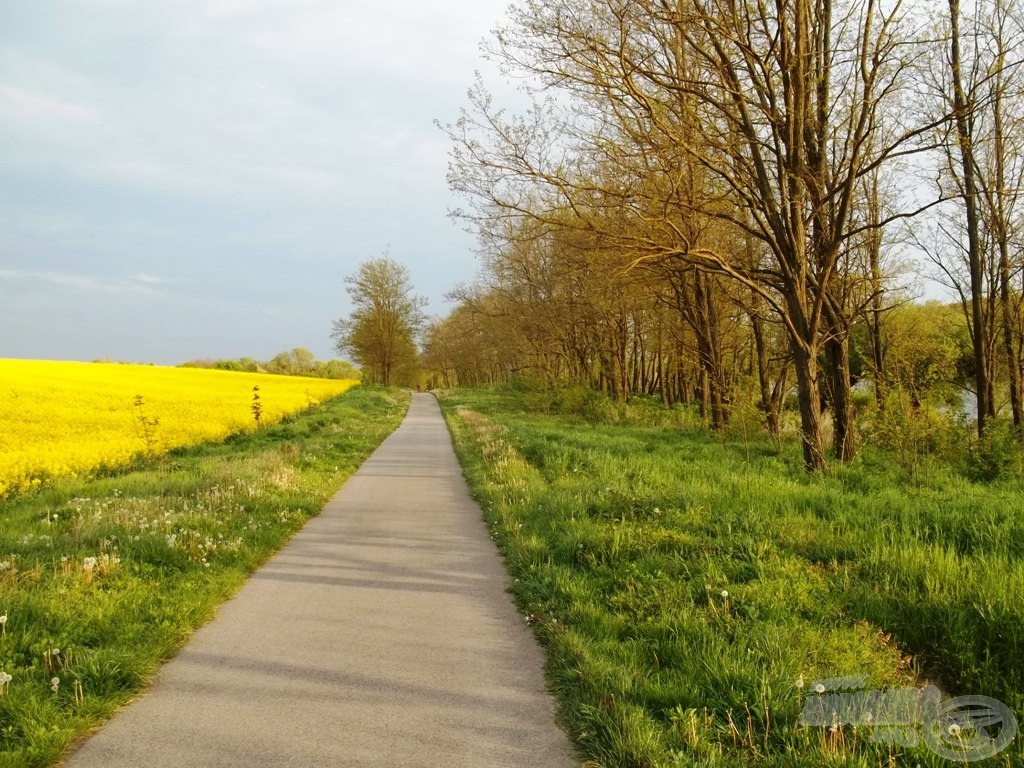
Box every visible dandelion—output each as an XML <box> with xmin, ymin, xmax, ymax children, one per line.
<box><xmin>949</xmin><ymin>723</ymin><xmax>962</xmax><ymax>738</ymax></box>
<box><xmin>50</xmin><ymin>676</ymin><xmax>60</xmax><ymax>693</ymax></box>
<box><xmin>814</xmin><ymin>683</ymin><xmax>826</xmax><ymax>694</ymax></box>
<box><xmin>721</xmin><ymin>590</ymin><xmax>729</xmax><ymax>598</ymax></box>
<box><xmin>0</xmin><ymin>671</ymin><xmax>11</xmax><ymax>695</ymax></box>
<box><xmin>795</xmin><ymin>675</ymin><xmax>804</xmax><ymax>690</ymax></box>
<box><xmin>82</xmin><ymin>557</ymin><xmax>97</xmax><ymax>572</ymax></box>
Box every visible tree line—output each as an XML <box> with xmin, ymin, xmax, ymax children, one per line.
<box><xmin>404</xmin><ymin>0</ymin><xmax>1024</xmax><ymax>472</ymax></box>
<box><xmin>181</xmin><ymin>348</ymin><xmax>359</xmax><ymax>380</ymax></box>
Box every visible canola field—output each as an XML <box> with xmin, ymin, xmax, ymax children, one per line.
<box><xmin>0</xmin><ymin>359</ymin><xmax>358</xmax><ymax>497</ymax></box>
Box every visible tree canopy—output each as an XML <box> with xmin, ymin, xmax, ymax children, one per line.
<box><xmin>332</xmin><ymin>257</ymin><xmax>425</xmax><ymax>387</ymax></box>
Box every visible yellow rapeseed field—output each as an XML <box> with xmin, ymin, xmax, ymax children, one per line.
<box><xmin>0</xmin><ymin>359</ymin><xmax>358</xmax><ymax>497</ymax></box>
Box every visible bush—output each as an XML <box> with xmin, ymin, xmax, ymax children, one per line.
<box><xmin>859</xmin><ymin>393</ymin><xmax>962</xmax><ymax>481</ymax></box>
<box><xmin>965</xmin><ymin>420</ymin><xmax>1023</xmax><ymax>481</ymax></box>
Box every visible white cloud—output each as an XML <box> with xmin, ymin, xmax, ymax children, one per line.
<box><xmin>0</xmin><ymin>269</ymin><xmax>169</xmax><ymax>295</ymax></box>
<box><xmin>0</xmin><ymin>0</ymin><xmax>511</xmax><ymax>362</ymax></box>
<box><xmin>0</xmin><ymin>84</ymin><xmax>99</xmax><ymax>127</ymax></box>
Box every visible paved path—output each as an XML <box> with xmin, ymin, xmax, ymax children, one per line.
<box><xmin>64</xmin><ymin>394</ymin><xmax>576</xmax><ymax>768</ymax></box>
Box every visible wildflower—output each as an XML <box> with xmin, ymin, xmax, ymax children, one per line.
<box><xmin>949</xmin><ymin>723</ymin><xmax>962</xmax><ymax>737</ymax></box>
<box><xmin>795</xmin><ymin>676</ymin><xmax>804</xmax><ymax>690</ymax></box>
<box><xmin>50</xmin><ymin>676</ymin><xmax>60</xmax><ymax>693</ymax></box>
<box><xmin>82</xmin><ymin>557</ymin><xmax>97</xmax><ymax>572</ymax></box>
<box><xmin>721</xmin><ymin>590</ymin><xmax>729</xmax><ymax>599</ymax></box>
<box><xmin>814</xmin><ymin>683</ymin><xmax>826</xmax><ymax>694</ymax></box>
<box><xmin>0</xmin><ymin>671</ymin><xmax>11</xmax><ymax>694</ymax></box>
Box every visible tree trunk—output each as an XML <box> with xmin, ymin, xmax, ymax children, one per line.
<box><xmin>752</xmin><ymin>313</ymin><xmax>782</xmax><ymax>439</ymax></box>
<box><xmin>792</xmin><ymin>340</ymin><xmax>827</xmax><ymax>471</ymax></box>
<box><xmin>824</xmin><ymin>330</ymin><xmax>856</xmax><ymax>461</ymax></box>
<box><xmin>949</xmin><ymin>0</ymin><xmax>991</xmax><ymax>436</ymax></box>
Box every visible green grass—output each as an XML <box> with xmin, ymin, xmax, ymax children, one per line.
<box><xmin>438</xmin><ymin>386</ymin><xmax>1024</xmax><ymax>767</ymax></box>
<box><xmin>0</xmin><ymin>386</ymin><xmax>409</xmax><ymax>767</ymax></box>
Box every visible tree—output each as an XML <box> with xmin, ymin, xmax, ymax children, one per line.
<box><xmin>446</xmin><ymin>0</ymin><xmax>936</xmax><ymax>469</ymax></box>
<box><xmin>331</xmin><ymin>257</ymin><xmax>426</xmax><ymax>386</ymax></box>
<box><xmin>925</xmin><ymin>0</ymin><xmax>1024</xmax><ymax>434</ymax></box>
<box><xmin>265</xmin><ymin>347</ymin><xmax>316</xmax><ymax>376</ymax></box>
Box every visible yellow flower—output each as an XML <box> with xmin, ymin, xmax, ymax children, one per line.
<box><xmin>0</xmin><ymin>360</ymin><xmax>357</xmax><ymax>496</ymax></box>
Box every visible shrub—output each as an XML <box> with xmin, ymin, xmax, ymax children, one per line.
<box><xmin>964</xmin><ymin>420</ymin><xmax>1023</xmax><ymax>481</ymax></box>
<box><xmin>859</xmin><ymin>392</ymin><xmax>962</xmax><ymax>481</ymax></box>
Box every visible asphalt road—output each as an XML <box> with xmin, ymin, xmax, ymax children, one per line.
<box><xmin>63</xmin><ymin>393</ymin><xmax>577</xmax><ymax>768</ymax></box>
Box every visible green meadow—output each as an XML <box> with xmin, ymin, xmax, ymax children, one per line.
<box><xmin>438</xmin><ymin>386</ymin><xmax>1024</xmax><ymax>767</ymax></box>
<box><xmin>0</xmin><ymin>387</ymin><xmax>408</xmax><ymax>768</ymax></box>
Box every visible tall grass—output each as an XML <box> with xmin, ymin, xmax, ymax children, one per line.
<box><xmin>439</xmin><ymin>387</ymin><xmax>1023</xmax><ymax>767</ymax></box>
<box><xmin>0</xmin><ymin>387</ymin><xmax>408</xmax><ymax>767</ymax></box>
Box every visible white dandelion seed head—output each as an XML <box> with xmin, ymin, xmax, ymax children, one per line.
<box><xmin>814</xmin><ymin>683</ymin><xmax>826</xmax><ymax>694</ymax></box>
<box><xmin>795</xmin><ymin>676</ymin><xmax>805</xmax><ymax>689</ymax></box>
<box><xmin>721</xmin><ymin>590</ymin><xmax>729</xmax><ymax>598</ymax></box>
<box><xmin>0</xmin><ymin>615</ymin><xmax>7</xmax><ymax>625</ymax></box>
<box><xmin>949</xmin><ymin>723</ymin><xmax>962</xmax><ymax>737</ymax></box>
<box><xmin>50</xmin><ymin>677</ymin><xmax>59</xmax><ymax>686</ymax></box>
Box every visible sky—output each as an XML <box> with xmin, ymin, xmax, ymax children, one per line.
<box><xmin>0</xmin><ymin>0</ymin><xmax>514</xmax><ymax>365</ymax></box>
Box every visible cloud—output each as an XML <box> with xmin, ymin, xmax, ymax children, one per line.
<box><xmin>0</xmin><ymin>84</ymin><xmax>99</xmax><ymax>128</ymax></box>
<box><xmin>0</xmin><ymin>269</ymin><xmax>169</xmax><ymax>296</ymax></box>
<box><xmin>0</xmin><ymin>0</ymin><xmax>512</xmax><ymax>363</ymax></box>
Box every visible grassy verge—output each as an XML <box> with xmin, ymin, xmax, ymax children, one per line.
<box><xmin>438</xmin><ymin>387</ymin><xmax>1023</xmax><ymax>767</ymax></box>
<box><xmin>0</xmin><ymin>386</ymin><xmax>408</xmax><ymax>767</ymax></box>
